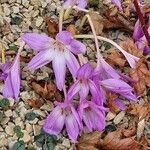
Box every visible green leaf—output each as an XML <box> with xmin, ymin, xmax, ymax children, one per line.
<box><xmin>9</xmin><ymin>45</ymin><xmax>18</xmax><ymax>51</ymax></box>
<box><xmin>12</xmin><ymin>141</ymin><xmax>25</xmax><ymax>150</ymax></box>
<box><xmin>11</xmin><ymin>16</ymin><xmax>22</xmax><ymax>25</ymax></box>
<box><xmin>34</xmin><ymin>132</ymin><xmax>57</xmax><ymax>149</ymax></box>
<box><xmin>13</xmin><ymin>125</ymin><xmax>21</xmax><ymax>133</ymax></box>
<box><xmin>25</xmin><ymin>112</ymin><xmax>37</xmax><ymax>121</ymax></box>
<box><xmin>0</xmin><ymin>111</ymin><xmax>4</xmax><ymax>121</ymax></box>
<box><xmin>0</xmin><ymin>98</ymin><xmax>10</xmax><ymax>108</ymax></box>
<box><xmin>16</xmin><ymin>131</ymin><xmax>24</xmax><ymax>138</ymax></box>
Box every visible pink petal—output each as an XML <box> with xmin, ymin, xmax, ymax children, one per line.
<box><xmin>65</xmin><ymin>51</ymin><xmax>80</xmax><ymax>77</ymax></box>
<box><xmin>56</xmin><ymin>31</ymin><xmax>73</xmax><ymax>45</ymax></box>
<box><xmin>114</xmin><ymin>99</ymin><xmax>126</xmax><ymax>111</ymax></box>
<box><xmin>52</xmin><ymin>53</ymin><xmax>66</xmax><ymax>91</ymax></box>
<box><xmin>79</xmin><ymin>83</ymin><xmax>89</xmax><ymax>100</ymax></box>
<box><xmin>43</xmin><ymin>106</ymin><xmax>65</xmax><ymax>135</ymax></box>
<box><xmin>112</xmin><ymin>0</ymin><xmax>122</xmax><ymax>11</ymax></box>
<box><xmin>28</xmin><ymin>50</ymin><xmax>54</xmax><ymax>70</ymax></box>
<box><xmin>77</xmin><ymin>0</ymin><xmax>87</xmax><ymax>8</ymax></box>
<box><xmin>77</xmin><ymin>63</ymin><xmax>93</xmax><ymax>80</ymax></box>
<box><xmin>67</xmin><ymin>80</ymin><xmax>80</xmax><ymax>101</ymax></box>
<box><xmin>65</xmin><ymin>113</ymin><xmax>79</xmax><ymax>142</ymax></box>
<box><xmin>22</xmin><ymin>33</ymin><xmax>52</xmax><ymax>52</ymax></box>
<box><xmin>70</xmin><ymin>39</ymin><xmax>86</xmax><ymax>54</ymax></box>
<box><xmin>63</xmin><ymin>0</ymin><xmax>74</xmax><ymax>9</ymax></box>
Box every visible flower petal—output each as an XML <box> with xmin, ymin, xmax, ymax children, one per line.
<box><xmin>22</xmin><ymin>33</ymin><xmax>52</xmax><ymax>52</ymax></box>
<box><xmin>56</xmin><ymin>31</ymin><xmax>73</xmax><ymax>45</ymax></box>
<box><xmin>65</xmin><ymin>113</ymin><xmax>79</xmax><ymax>142</ymax></box>
<box><xmin>79</xmin><ymin>83</ymin><xmax>89</xmax><ymax>100</ymax></box>
<box><xmin>67</xmin><ymin>80</ymin><xmax>80</xmax><ymax>101</ymax></box>
<box><xmin>28</xmin><ymin>50</ymin><xmax>54</xmax><ymax>70</ymax></box>
<box><xmin>114</xmin><ymin>99</ymin><xmax>126</xmax><ymax>111</ymax></box>
<box><xmin>112</xmin><ymin>0</ymin><xmax>122</xmax><ymax>10</ymax></box>
<box><xmin>63</xmin><ymin>0</ymin><xmax>74</xmax><ymax>9</ymax></box>
<box><xmin>77</xmin><ymin>63</ymin><xmax>93</xmax><ymax>80</ymax></box>
<box><xmin>52</xmin><ymin>53</ymin><xmax>66</xmax><ymax>91</ymax></box>
<box><xmin>70</xmin><ymin>39</ymin><xmax>86</xmax><ymax>54</ymax></box>
<box><xmin>77</xmin><ymin>0</ymin><xmax>87</xmax><ymax>8</ymax></box>
<box><xmin>43</xmin><ymin>106</ymin><xmax>65</xmax><ymax>135</ymax></box>
<box><xmin>65</xmin><ymin>51</ymin><xmax>80</xmax><ymax>78</ymax></box>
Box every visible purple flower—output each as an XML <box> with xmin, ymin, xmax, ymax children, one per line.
<box><xmin>101</xmin><ymin>79</ymin><xmax>137</xmax><ymax>101</ymax></box>
<box><xmin>43</xmin><ymin>102</ymin><xmax>82</xmax><ymax>142</ymax></box>
<box><xmin>0</xmin><ymin>53</ymin><xmax>21</xmax><ymax>100</ymax></box>
<box><xmin>133</xmin><ymin>20</ymin><xmax>144</xmax><ymax>41</ymax></box>
<box><xmin>67</xmin><ymin>63</ymin><xmax>103</xmax><ymax>105</ymax></box>
<box><xmin>78</xmin><ymin>100</ymin><xmax>107</xmax><ymax>132</ymax></box>
<box><xmin>63</xmin><ymin>0</ymin><xmax>87</xmax><ymax>9</ymax></box>
<box><xmin>94</xmin><ymin>58</ymin><xmax>121</xmax><ymax>80</ymax></box>
<box><xmin>111</xmin><ymin>0</ymin><xmax>122</xmax><ymax>11</ymax></box>
<box><xmin>114</xmin><ymin>99</ymin><xmax>126</xmax><ymax>111</ymax></box>
<box><xmin>22</xmin><ymin>31</ymin><xmax>86</xmax><ymax>91</ymax></box>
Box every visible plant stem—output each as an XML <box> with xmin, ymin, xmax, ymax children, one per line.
<box><xmin>0</xmin><ymin>43</ymin><xmax>5</xmax><ymax>63</ymax></box>
<box><xmin>64</xmin><ymin>7</ymin><xmax>72</xmax><ymax>20</ymax></box>
<box><xmin>74</xmin><ymin>34</ymin><xmax>139</xmax><ymax>68</ymax></box>
<box><xmin>59</xmin><ymin>8</ymin><xmax>64</xmax><ymax>32</ymax></box>
<box><xmin>133</xmin><ymin>0</ymin><xmax>150</xmax><ymax>46</ymax></box>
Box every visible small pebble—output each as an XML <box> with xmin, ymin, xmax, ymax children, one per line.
<box><xmin>36</xmin><ymin>16</ymin><xmax>43</xmax><ymax>27</ymax></box>
<box><xmin>113</xmin><ymin>111</ymin><xmax>126</xmax><ymax>124</ymax></box>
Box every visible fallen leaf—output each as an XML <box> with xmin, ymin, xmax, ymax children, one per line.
<box><xmin>129</xmin><ymin>57</ymin><xmax>150</xmax><ymax>95</ymax></box>
<box><xmin>67</xmin><ymin>24</ymin><xmax>78</xmax><ymax>35</ymax></box>
<box><xmin>103</xmin><ymin>129</ymin><xmax>139</xmax><ymax>150</ymax></box>
<box><xmin>89</xmin><ymin>12</ymin><xmax>104</xmax><ymax>35</ymax></box>
<box><xmin>128</xmin><ymin>102</ymin><xmax>150</xmax><ymax>120</ymax></box>
<box><xmin>122</xmin><ymin>127</ymin><xmax>136</xmax><ymax>138</ymax></box>
<box><xmin>45</xmin><ymin>16</ymin><xmax>58</xmax><ymax>38</ymax></box>
<box><xmin>107</xmin><ymin>49</ymin><xmax>126</xmax><ymax>67</ymax></box>
<box><xmin>77</xmin><ymin>132</ymin><xmax>102</xmax><ymax>150</ymax></box>
<box><xmin>107</xmin><ymin>92</ymin><xmax>120</xmax><ymax>113</ymax></box>
<box><xmin>32</xmin><ymin>81</ymin><xmax>62</xmax><ymax>101</ymax></box>
<box><xmin>27</xmin><ymin>99</ymin><xmax>44</xmax><ymax>108</ymax></box>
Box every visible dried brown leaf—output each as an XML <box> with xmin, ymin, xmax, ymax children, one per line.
<box><xmin>77</xmin><ymin>132</ymin><xmax>102</xmax><ymax>150</ymax></box>
<box><xmin>129</xmin><ymin>57</ymin><xmax>150</xmax><ymax>95</ymax></box>
<box><xmin>45</xmin><ymin>16</ymin><xmax>58</xmax><ymax>38</ymax></box>
<box><xmin>27</xmin><ymin>99</ymin><xmax>44</xmax><ymax>108</ymax></box>
<box><xmin>32</xmin><ymin>81</ymin><xmax>62</xmax><ymax>101</ymax></box>
<box><xmin>122</xmin><ymin>127</ymin><xmax>136</xmax><ymax>138</ymax></box>
<box><xmin>103</xmin><ymin>129</ymin><xmax>139</xmax><ymax>150</ymax></box>
<box><xmin>128</xmin><ymin>103</ymin><xmax>150</xmax><ymax>120</ymax></box>
<box><xmin>89</xmin><ymin>12</ymin><xmax>104</xmax><ymax>35</ymax></box>
<box><xmin>67</xmin><ymin>24</ymin><xmax>78</xmax><ymax>35</ymax></box>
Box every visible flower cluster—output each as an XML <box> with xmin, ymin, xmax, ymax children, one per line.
<box><xmin>0</xmin><ymin>0</ymin><xmax>140</xmax><ymax>143</ymax></box>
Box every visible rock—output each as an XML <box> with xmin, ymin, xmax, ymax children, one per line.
<box><xmin>3</xmin><ymin>4</ymin><xmax>11</xmax><ymax>16</ymax></box>
<box><xmin>33</xmin><ymin>110</ymin><xmax>46</xmax><ymax>117</ymax></box>
<box><xmin>32</xmin><ymin>10</ymin><xmax>39</xmax><ymax>17</ymax></box>
<box><xmin>8</xmin><ymin>140</ymin><xmax>17</xmax><ymax>150</ymax></box>
<box><xmin>1</xmin><ymin>117</ymin><xmax>10</xmax><ymax>125</ymax></box>
<box><xmin>26</xmin><ymin>123</ymin><xmax>33</xmax><ymax>133</ymax></box>
<box><xmin>0</xmin><ymin>126</ymin><xmax>3</xmax><ymax>131</ymax></box>
<box><xmin>20</xmin><ymin>130</ymin><xmax>31</xmax><ymax>143</ymax></box>
<box><xmin>41</xmin><ymin>103</ymin><xmax>54</xmax><ymax>111</ymax></box>
<box><xmin>7</xmin><ymin>33</ymin><xmax>15</xmax><ymax>42</ymax></box>
<box><xmin>106</xmin><ymin>112</ymin><xmax>116</xmax><ymax>121</ymax></box>
<box><xmin>113</xmin><ymin>111</ymin><xmax>125</xmax><ymax>124</ymax></box>
<box><xmin>5</xmin><ymin>124</ymin><xmax>15</xmax><ymax>136</ymax></box>
<box><xmin>62</xmin><ymin>139</ymin><xmax>70</xmax><ymax>148</ymax></box>
<box><xmin>33</xmin><ymin>125</ymin><xmax>41</xmax><ymax>136</ymax></box>
<box><xmin>12</xmin><ymin>6</ymin><xmax>20</xmax><ymax>14</ymax></box>
<box><xmin>20</xmin><ymin>91</ymin><xmax>31</xmax><ymax>101</ymax></box>
<box><xmin>0</xmin><ymin>133</ymin><xmax>8</xmax><ymax>147</ymax></box>
<box><xmin>36</xmin><ymin>17</ymin><xmax>43</xmax><ymax>27</ymax></box>
<box><xmin>4</xmin><ymin>110</ymin><xmax>12</xmax><ymax>117</ymax></box>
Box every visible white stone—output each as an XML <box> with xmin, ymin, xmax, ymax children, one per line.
<box><xmin>62</xmin><ymin>139</ymin><xmax>70</xmax><ymax>148</ymax></box>
<box><xmin>32</xmin><ymin>10</ymin><xmax>39</xmax><ymax>17</ymax></box>
<box><xmin>26</xmin><ymin>123</ymin><xmax>33</xmax><ymax>133</ymax></box>
<box><xmin>3</xmin><ymin>4</ymin><xmax>10</xmax><ymax>16</ymax></box>
<box><xmin>20</xmin><ymin>130</ymin><xmax>31</xmax><ymax>143</ymax></box>
<box><xmin>106</xmin><ymin>112</ymin><xmax>116</xmax><ymax>121</ymax></box>
<box><xmin>36</xmin><ymin>17</ymin><xmax>43</xmax><ymax>27</ymax></box>
<box><xmin>5</xmin><ymin>125</ymin><xmax>14</xmax><ymax>136</ymax></box>
<box><xmin>113</xmin><ymin>111</ymin><xmax>125</xmax><ymax>124</ymax></box>
<box><xmin>12</xmin><ymin>6</ymin><xmax>20</xmax><ymax>13</ymax></box>
<box><xmin>33</xmin><ymin>125</ymin><xmax>41</xmax><ymax>136</ymax></box>
<box><xmin>4</xmin><ymin>110</ymin><xmax>12</xmax><ymax>117</ymax></box>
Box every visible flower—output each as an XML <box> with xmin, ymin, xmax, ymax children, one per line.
<box><xmin>63</xmin><ymin>0</ymin><xmax>87</xmax><ymax>9</ymax></box>
<box><xmin>43</xmin><ymin>102</ymin><xmax>82</xmax><ymax>142</ymax></box>
<box><xmin>101</xmin><ymin>79</ymin><xmax>137</xmax><ymax>101</ymax></box>
<box><xmin>78</xmin><ymin>100</ymin><xmax>107</xmax><ymax>132</ymax></box>
<box><xmin>94</xmin><ymin>58</ymin><xmax>121</xmax><ymax>80</ymax></box>
<box><xmin>67</xmin><ymin>63</ymin><xmax>103</xmax><ymax>105</ymax></box>
<box><xmin>22</xmin><ymin>31</ymin><xmax>86</xmax><ymax>91</ymax></box>
<box><xmin>111</xmin><ymin>0</ymin><xmax>122</xmax><ymax>11</ymax></box>
<box><xmin>0</xmin><ymin>53</ymin><xmax>21</xmax><ymax>100</ymax></box>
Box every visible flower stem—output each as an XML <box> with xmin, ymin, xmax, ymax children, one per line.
<box><xmin>73</xmin><ymin>6</ymin><xmax>89</xmax><ymax>13</ymax></box>
<box><xmin>59</xmin><ymin>8</ymin><xmax>64</xmax><ymax>32</ymax></box>
<box><xmin>133</xmin><ymin>0</ymin><xmax>150</xmax><ymax>46</ymax></box>
<box><xmin>0</xmin><ymin>43</ymin><xmax>5</xmax><ymax>63</ymax></box>
<box><xmin>86</xmin><ymin>14</ymin><xmax>102</xmax><ymax>62</ymax></box>
<box><xmin>79</xmin><ymin>15</ymin><xmax>87</xmax><ymax>31</ymax></box>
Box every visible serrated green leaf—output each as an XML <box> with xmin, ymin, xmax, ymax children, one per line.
<box><xmin>12</xmin><ymin>141</ymin><xmax>25</xmax><ymax>150</ymax></box>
